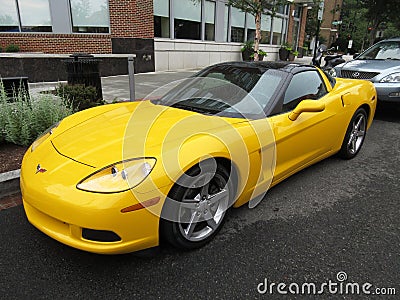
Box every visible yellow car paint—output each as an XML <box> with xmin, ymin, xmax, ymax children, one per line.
<box><xmin>21</xmin><ymin>70</ymin><xmax>377</xmax><ymax>254</ymax></box>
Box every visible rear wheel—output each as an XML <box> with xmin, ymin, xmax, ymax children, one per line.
<box><xmin>339</xmin><ymin>108</ymin><xmax>367</xmax><ymax>159</ymax></box>
<box><xmin>160</xmin><ymin>161</ymin><xmax>233</xmax><ymax>249</ymax></box>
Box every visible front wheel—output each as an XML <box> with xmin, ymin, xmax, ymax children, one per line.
<box><xmin>338</xmin><ymin>108</ymin><xmax>367</xmax><ymax>159</ymax></box>
<box><xmin>160</xmin><ymin>161</ymin><xmax>233</xmax><ymax>250</ymax></box>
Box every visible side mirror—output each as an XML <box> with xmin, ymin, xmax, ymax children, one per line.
<box><xmin>353</xmin><ymin>53</ymin><xmax>359</xmax><ymax>59</ymax></box>
<box><xmin>288</xmin><ymin>100</ymin><xmax>325</xmax><ymax>121</ymax></box>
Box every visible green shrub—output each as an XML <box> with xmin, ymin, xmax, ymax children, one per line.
<box><xmin>5</xmin><ymin>44</ymin><xmax>20</xmax><ymax>52</ymax></box>
<box><xmin>3</xmin><ymin>94</ymin><xmax>32</xmax><ymax>145</ymax></box>
<box><xmin>0</xmin><ymin>83</ymin><xmax>9</xmax><ymax>143</ymax></box>
<box><xmin>0</xmin><ymin>83</ymin><xmax>74</xmax><ymax>147</ymax></box>
<box><xmin>55</xmin><ymin>83</ymin><xmax>104</xmax><ymax>111</ymax></box>
<box><xmin>258</xmin><ymin>49</ymin><xmax>267</xmax><ymax>56</ymax></box>
<box><xmin>31</xmin><ymin>94</ymin><xmax>73</xmax><ymax>136</ymax></box>
<box><xmin>241</xmin><ymin>40</ymin><xmax>254</xmax><ymax>52</ymax></box>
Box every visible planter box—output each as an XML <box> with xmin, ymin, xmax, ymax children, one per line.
<box><xmin>241</xmin><ymin>49</ymin><xmax>253</xmax><ymax>61</ymax></box>
<box><xmin>279</xmin><ymin>48</ymin><xmax>289</xmax><ymax>61</ymax></box>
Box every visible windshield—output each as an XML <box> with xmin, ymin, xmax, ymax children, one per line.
<box><xmin>358</xmin><ymin>41</ymin><xmax>400</xmax><ymax>60</ymax></box>
<box><xmin>155</xmin><ymin>65</ymin><xmax>284</xmax><ymax>119</ymax></box>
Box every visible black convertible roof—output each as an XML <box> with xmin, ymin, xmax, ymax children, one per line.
<box><xmin>205</xmin><ymin>61</ymin><xmax>316</xmax><ymax>74</ymax></box>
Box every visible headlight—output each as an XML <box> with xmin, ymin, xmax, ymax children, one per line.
<box><xmin>77</xmin><ymin>158</ymin><xmax>156</xmax><ymax>193</ymax></box>
<box><xmin>31</xmin><ymin>122</ymin><xmax>60</xmax><ymax>152</ymax></box>
<box><xmin>380</xmin><ymin>73</ymin><xmax>400</xmax><ymax>83</ymax></box>
<box><xmin>329</xmin><ymin>68</ymin><xmax>337</xmax><ymax>77</ymax></box>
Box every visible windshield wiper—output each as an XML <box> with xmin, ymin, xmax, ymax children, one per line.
<box><xmin>171</xmin><ymin>103</ymin><xmax>216</xmax><ymax>115</ymax></box>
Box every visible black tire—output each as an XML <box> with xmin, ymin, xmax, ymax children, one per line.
<box><xmin>160</xmin><ymin>160</ymin><xmax>233</xmax><ymax>250</ymax></box>
<box><xmin>338</xmin><ymin>108</ymin><xmax>368</xmax><ymax>159</ymax></box>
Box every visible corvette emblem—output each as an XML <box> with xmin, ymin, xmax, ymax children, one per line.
<box><xmin>36</xmin><ymin>164</ymin><xmax>47</xmax><ymax>174</ymax></box>
<box><xmin>352</xmin><ymin>72</ymin><xmax>360</xmax><ymax>78</ymax></box>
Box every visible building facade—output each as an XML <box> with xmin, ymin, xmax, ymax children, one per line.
<box><xmin>0</xmin><ymin>0</ymin><xmax>310</xmax><ymax>72</ymax></box>
<box><xmin>320</xmin><ymin>0</ymin><xmax>343</xmax><ymax>46</ymax></box>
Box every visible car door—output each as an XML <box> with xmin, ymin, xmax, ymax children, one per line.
<box><xmin>269</xmin><ymin>70</ymin><xmax>343</xmax><ymax>183</ymax></box>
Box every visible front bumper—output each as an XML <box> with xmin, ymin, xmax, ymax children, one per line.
<box><xmin>20</xmin><ymin>143</ymin><xmax>169</xmax><ymax>254</ymax></box>
<box><xmin>373</xmin><ymin>83</ymin><xmax>400</xmax><ymax>102</ymax></box>
<box><xmin>22</xmin><ymin>196</ymin><xmax>161</xmax><ymax>254</ymax></box>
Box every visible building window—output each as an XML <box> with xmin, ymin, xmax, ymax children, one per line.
<box><xmin>272</xmin><ymin>17</ymin><xmax>283</xmax><ymax>45</ymax></box>
<box><xmin>293</xmin><ymin>5</ymin><xmax>301</xmax><ymax>18</ymax></box>
<box><xmin>154</xmin><ymin>0</ymin><xmax>169</xmax><ymax>38</ymax></box>
<box><xmin>173</xmin><ymin>0</ymin><xmax>201</xmax><ymax>40</ymax></box>
<box><xmin>0</xmin><ymin>0</ymin><xmax>52</xmax><ymax>32</ymax></box>
<box><xmin>247</xmin><ymin>13</ymin><xmax>269</xmax><ymax>44</ymax></box>
<box><xmin>246</xmin><ymin>13</ymin><xmax>255</xmax><ymax>42</ymax></box>
<box><xmin>0</xmin><ymin>0</ymin><xmax>19</xmax><ymax>32</ymax></box>
<box><xmin>224</xmin><ymin>5</ymin><xmax>229</xmax><ymax>42</ymax></box>
<box><xmin>19</xmin><ymin>0</ymin><xmax>52</xmax><ymax>32</ymax></box>
<box><xmin>277</xmin><ymin>5</ymin><xmax>285</xmax><ymax>15</ymax></box>
<box><xmin>70</xmin><ymin>0</ymin><xmax>109</xmax><ymax>33</ymax></box>
<box><xmin>204</xmin><ymin>0</ymin><xmax>215</xmax><ymax>41</ymax></box>
<box><xmin>230</xmin><ymin>7</ymin><xmax>245</xmax><ymax>43</ymax></box>
<box><xmin>260</xmin><ymin>14</ymin><xmax>271</xmax><ymax>44</ymax></box>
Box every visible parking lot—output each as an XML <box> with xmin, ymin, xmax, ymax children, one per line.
<box><xmin>0</xmin><ymin>102</ymin><xmax>398</xmax><ymax>298</ymax></box>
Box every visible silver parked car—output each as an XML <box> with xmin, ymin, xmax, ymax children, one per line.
<box><xmin>331</xmin><ymin>38</ymin><xmax>400</xmax><ymax>102</ymax></box>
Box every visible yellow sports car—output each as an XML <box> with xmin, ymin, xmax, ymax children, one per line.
<box><xmin>21</xmin><ymin>62</ymin><xmax>377</xmax><ymax>254</ymax></box>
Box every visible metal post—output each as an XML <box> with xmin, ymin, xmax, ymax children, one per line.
<box><xmin>312</xmin><ymin>19</ymin><xmax>321</xmax><ymax>65</ymax></box>
<box><xmin>128</xmin><ymin>56</ymin><xmax>135</xmax><ymax>101</ymax></box>
<box><xmin>313</xmin><ymin>1</ymin><xmax>324</xmax><ymax>65</ymax></box>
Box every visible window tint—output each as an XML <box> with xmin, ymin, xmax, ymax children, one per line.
<box><xmin>205</xmin><ymin>1</ymin><xmax>215</xmax><ymax>41</ymax></box>
<box><xmin>0</xmin><ymin>0</ymin><xmax>19</xmax><ymax>32</ymax></box>
<box><xmin>19</xmin><ymin>0</ymin><xmax>52</xmax><ymax>32</ymax></box>
<box><xmin>247</xmin><ymin>13</ymin><xmax>270</xmax><ymax>44</ymax></box>
<box><xmin>154</xmin><ymin>0</ymin><xmax>170</xmax><ymax>38</ymax></box>
<box><xmin>230</xmin><ymin>7</ymin><xmax>245</xmax><ymax>42</ymax></box>
<box><xmin>283</xmin><ymin>71</ymin><xmax>327</xmax><ymax>112</ymax></box>
<box><xmin>70</xmin><ymin>0</ymin><xmax>110</xmax><ymax>33</ymax></box>
<box><xmin>358</xmin><ymin>41</ymin><xmax>400</xmax><ymax>60</ymax></box>
<box><xmin>158</xmin><ymin>66</ymin><xmax>283</xmax><ymax>118</ymax></box>
<box><xmin>173</xmin><ymin>0</ymin><xmax>201</xmax><ymax>40</ymax></box>
<box><xmin>0</xmin><ymin>0</ymin><xmax>52</xmax><ymax>32</ymax></box>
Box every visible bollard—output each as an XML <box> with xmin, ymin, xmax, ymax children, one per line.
<box><xmin>128</xmin><ymin>56</ymin><xmax>135</xmax><ymax>101</ymax></box>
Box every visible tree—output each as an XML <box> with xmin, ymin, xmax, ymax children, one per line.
<box><xmin>228</xmin><ymin>0</ymin><xmax>291</xmax><ymax>61</ymax></box>
<box><xmin>337</xmin><ymin>0</ymin><xmax>400</xmax><ymax>52</ymax></box>
<box><xmin>336</xmin><ymin>0</ymin><xmax>368</xmax><ymax>52</ymax></box>
<box><xmin>360</xmin><ymin>0</ymin><xmax>400</xmax><ymax>46</ymax></box>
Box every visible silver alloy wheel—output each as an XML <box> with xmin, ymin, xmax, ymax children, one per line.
<box><xmin>178</xmin><ymin>173</ymin><xmax>229</xmax><ymax>242</ymax></box>
<box><xmin>348</xmin><ymin>113</ymin><xmax>366</xmax><ymax>154</ymax></box>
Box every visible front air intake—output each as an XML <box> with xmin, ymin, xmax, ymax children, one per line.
<box><xmin>82</xmin><ymin>229</ymin><xmax>121</xmax><ymax>242</ymax></box>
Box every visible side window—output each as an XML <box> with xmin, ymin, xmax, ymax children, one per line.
<box><xmin>283</xmin><ymin>71</ymin><xmax>328</xmax><ymax>112</ymax></box>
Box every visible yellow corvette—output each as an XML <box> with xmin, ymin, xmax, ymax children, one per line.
<box><xmin>21</xmin><ymin>62</ymin><xmax>377</xmax><ymax>254</ymax></box>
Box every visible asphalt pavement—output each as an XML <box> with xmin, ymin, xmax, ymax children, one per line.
<box><xmin>1</xmin><ymin>57</ymin><xmax>399</xmax><ymax>299</ymax></box>
<box><xmin>0</xmin><ymin>112</ymin><xmax>399</xmax><ymax>299</ymax></box>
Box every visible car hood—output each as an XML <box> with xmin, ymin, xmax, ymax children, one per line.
<box><xmin>340</xmin><ymin>59</ymin><xmax>400</xmax><ymax>74</ymax></box>
<box><xmin>51</xmin><ymin>101</ymin><xmax>245</xmax><ymax>168</ymax></box>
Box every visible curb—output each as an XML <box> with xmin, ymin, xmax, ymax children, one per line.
<box><xmin>0</xmin><ymin>169</ymin><xmax>21</xmax><ymax>198</ymax></box>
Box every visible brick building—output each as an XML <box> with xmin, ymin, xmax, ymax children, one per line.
<box><xmin>320</xmin><ymin>0</ymin><xmax>343</xmax><ymax>46</ymax></box>
<box><xmin>0</xmin><ymin>0</ymin><xmax>311</xmax><ymax>73</ymax></box>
